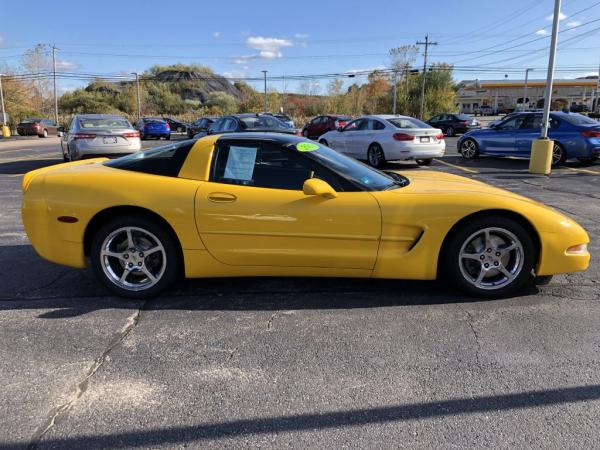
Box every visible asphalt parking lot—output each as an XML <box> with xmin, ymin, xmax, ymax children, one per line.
<box><xmin>1</xmin><ymin>135</ymin><xmax>599</xmax><ymax>449</ymax></box>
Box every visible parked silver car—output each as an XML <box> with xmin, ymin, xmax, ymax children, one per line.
<box><xmin>61</xmin><ymin>114</ymin><xmax>142</xmax><ymax>161</ymax></box>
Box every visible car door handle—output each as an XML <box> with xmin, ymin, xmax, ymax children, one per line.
<box><xmin>208</xmin><ymin>192</ymin><xmax>237</xmax><ymax>203</ymax></box>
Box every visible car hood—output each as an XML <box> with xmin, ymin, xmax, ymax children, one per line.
<box><xmin>389</xmin><ymin>170</ymin><xmax>545</xmax><ymax>205</ymax></box>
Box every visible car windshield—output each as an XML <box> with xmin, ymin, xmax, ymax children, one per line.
<box><xmin>560</xmin><ymin>113</ymin><xmax>599</xmax><ymax>126</ymax></box>
<box><xmin>143</xmin><ymin>118</ymin><xmax>165</xmax><ymax>124</ymax></box>
<box><xmin>287</xmin><ymin>141</ymin><xmax>408</xmax><ymax>191</ymax></box>
<box><xmin>239</xmin><ymin>116</ymin><xmax>288</xmax><ymax>130</ymax></box>
<box><xmin>21</xmin><ymin>118</ymin><xmax>41</xmax><ymax>124</ymax></box>
<box><xmin>80</xmin><ymin>118</ymin><xmax>130</xmax><ymax>129</ymax></box>
<box><xmin>387</xmin><ymin>117</ymin><xmax>431</xmax><ymax>129</ymax></box>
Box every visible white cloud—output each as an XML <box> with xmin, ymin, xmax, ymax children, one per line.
<box><xmin>212</xmin><ymin>31</ymin><xmax>220</xmax><ymax>38</ymax></box>
<box><xmin>566</xmin><ymin>20</ymin><xmax>581</xmax><ymax>27</ymax></box>
<box><xmin>56</xmin><ymin>60</ymin><xmax>79</xmax><ymax>70</ymax></box>
<box><xmin>222</xmin><ymin>70</ymin><xmax>245</xmax><ymax>79</ymax></box>
<box><xmin>246</xmin><ymin>36</ymin><xmax>293</xmax><ymax>59</ymax></box>
<box><xmin>344</xmin><ymin>65</ymin><xmax>386</xmax><ymax>75</ymax></box>
<box><xmin>535</xmin><ymin>29</ymin><xmax>549</xmax><ymax>36</ymax></box>
<box><xmin>294</xmin><ymin>33</ymin><xmax>309</xmax><ymax>39</ymax></box>
<box><xmin>546</xmin><ymin>11</ymin><xmax>567</xmax><ymax>21</ymax></box>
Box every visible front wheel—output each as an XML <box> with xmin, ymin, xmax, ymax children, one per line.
<box><xmin>442</xmin><ymin>217</ymin><xmax>535</xmax><ymax>297</ymax></box>
<box><xmin>91</xmin><ymin>216</ymin><xmax>181</xmax><ymax>299</ymax></box>
<box><xmin>367</xmin><ymin>143</ymin><xmax>385</xmax><ymax>168</ymax></box>
<box><xmin>416</xmin><ymin>158</ymin><xmax>433</xmax><ymax>166</ymax></box>
<box><xmin>460</xmin><ymin>139</ymin><xmax>479</xmax><ymax>159</ymax></box>
<box><xmin>445</xmin><ymin>126</ymin><xmax>455</xmax><ymax>137</ymax></box>
<box><xmin>552</xmin><ymin>142</ymin><xmax>566</xmax><ymax>166</ymax></box>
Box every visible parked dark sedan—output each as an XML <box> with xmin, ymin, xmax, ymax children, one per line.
<box><xmin>163</xmin><ymin>117</ymin><xmax>188</xmax><ymax>133</ymax></box>
<box><xmin>198</xmin><ymin>114</ymin><xmax>300</xmax><ymax>138</ymax></box>
<box><xmin>457</xmin><ymin>112</ymin><xmax>600</xmax><ymax>165</ymax></box>
<box><xmin>187</xmin><ymin>117</ymin><xmax>217</xmax><ymax>138</ymax></box>
<box><xmin>16</xmin><ymin>118</ymin><xmax>58</xmax><ymax>138</ymax></box>
<box><xmin>302</xmin><ymin>115</ymin><xmax>351</xmax><ymax>139</ymax></box>
<box><xmin>427</xmin><ymin>113</ymin><xmax>481</xmax><ymax>137</ymax></box>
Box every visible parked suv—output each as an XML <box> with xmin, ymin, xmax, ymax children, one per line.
<box><xmin>302</xmin><ymin>115</ymin><xmax>351</xmax><ymax>139</ymax></box>
<box><xmin>17</xmin><ymin>118</ymin><xmax>58</xmax><ymax>138</ymax></box>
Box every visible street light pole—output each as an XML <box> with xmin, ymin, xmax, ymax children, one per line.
<box><xmin>52</xmin><ymin>45</ymin><xmax>59</xmax><ymax>124</ymax></box>
<box><xmin>392</xmin><ymin>70</ymin><xmax>398</xmax><ymax>115</ymax></box>
<box><xmin>523</xmin><ymin>68</ymin><xmax>533</xmax><ymax>111</ymax></box>
<box><xmin>262</xmin><ymin>70</ymin><xmax>268</xmax><ymax>112</ymax></box>
<box><xmin>131</xmin><ymin>72</ymin><xmax>141</xmax><ymax>121</ymax></box>
<box><xmin>0</xmin><ymin>74</ymin><xmax>6</xmax><ymax>125</ymax></box>
<box><xmin>541</xmin><ymin>0</ymin><xmax>561</xmax><ymax>139</ymax></box>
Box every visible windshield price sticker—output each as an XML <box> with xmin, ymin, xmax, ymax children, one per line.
<box><xmin>296</xmin><ymin>142</ymin><xmax>319</xmax><ymax>152</ymax></box>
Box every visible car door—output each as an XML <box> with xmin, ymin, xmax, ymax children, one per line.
<box><xmin>194</xmin><ymin>138</ymin><xmax>381</xmax><ymax>269</ymax></box>
<box><xmin>339</xmin><ymin>119</ymin><xmax>366</xmax><ymax>156</ymax></box>
<box><xmin>515</xmin><ymin>114</ymin><xmax>542</xmax><ymax>156</ymax></box>
<box><xmin>485</xmin><ymin>114</ymin><xmax>525</xmax><ymax>154</ymax></box>
<box><xmin>350</xmin><ymin>119</ymin><xmax>374</xmax><ymax>158</ymax></box>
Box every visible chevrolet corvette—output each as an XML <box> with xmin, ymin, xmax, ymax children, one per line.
<box><xmin>22</xmin><ymin>133</ymin><xmax>590</xmax><ymax>298</ymax></box>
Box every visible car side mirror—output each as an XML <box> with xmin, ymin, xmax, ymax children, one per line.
<box><xmin>303</xmin><ymin>178</ymin><xmax>338</xmax><ymax>199</ymax></box>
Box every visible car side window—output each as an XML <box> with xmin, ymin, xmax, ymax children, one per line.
<box><xmin>372</xmin><ymin>120</ymin><xmax>385</xmax><ymax>131</ymax></box>
<box><xmin>343</xmin><ymin>119</ymin><xmax>362</xmax><ymax>131</ymax></box>
<box><xmin>550</xmin><ymin>117</ymin><xmax>561</xmax><ymax>129</ymax></box>
<box><xmin>223</xmin><ymin>118</ymin><xmax>237</xmax><ymax>131</ymax></box>
<box><xmin>520</xmin><ymin>115</ymin><xmax>543</xmax><ymax>130</ymax></box>
<box><xmin>498</xmin><ymin>115</ymin><xmax>525</xmax><ymax>130</ymax></box>
<box><xmin>211</xmin><ymin>140</ymin><xmax>345</xmax><ymax>191</ymax></box>
<box><xmin>356</xmin><ymin>120</ymin><xmax>370</xmax><ymax>131</ymax></box>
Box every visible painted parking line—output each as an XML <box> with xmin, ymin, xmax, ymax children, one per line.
<box><xmin>562</xmin><ymin>167</ymin><xmax>600</xmax><ymax>175</ymax></box>
<box><xmin>433</xmin><ymin>158</ymin><xmax>479</xmax><ymax>174</ymax></box>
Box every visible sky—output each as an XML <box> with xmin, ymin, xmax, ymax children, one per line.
<box><xmin>0</xmin><ymin>0</ymin><xmax>599</xmax><ymax>94</ymax></box>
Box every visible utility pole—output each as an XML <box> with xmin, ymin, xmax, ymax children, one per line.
<box><xmin>0</xmin><ymin>74</ymin><xmax>6</xmax><ymax>125</ymax></box>
<box><xmin>523</xmin><ymin>68</ymin><xmax>534</xmax><ymax>111</ymax></box>
<box><xmin>596</xmin><ymin>59</ymin><xmax>600</xmax><ymax>113</ymax></box>
<box><xmin>131</xmin><ymin>72</ymin><xmax>141</xmax><ymax>121</ymax></box>
<box><xmin>262</xmin><ymin>70</ymin><xmax>268</xmax><ymax>112</ymax></box>
<box><xmin>540</xmin><ymin>0</ymin><xmax>561</xmax><ymax>139</ymax></box>
<box><xmin>416</xmin><ymin>34</ymin><xmax>437</xmax><ymax>120</ymax></box>
<box><xmin>52</xmin><ymin>45</ymin><xmax>59</xmax><ymax>124</ymax></box>
<box><xmin>392</xmin><ymin>70</ymin><xmax>398</xmax><ymax>115</ymax></box>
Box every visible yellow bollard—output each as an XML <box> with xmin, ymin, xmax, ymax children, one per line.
<box><xmin>1</xmin><ymin>125</ymin><xmax>10</xmax><ymax>138</ymax></box>
<box><xmin>529</xmin><ymin>139</ymin><xmax>553</xmax><ymax>175</ymax></box>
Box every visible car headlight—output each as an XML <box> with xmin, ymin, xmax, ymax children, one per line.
<box><xmin>566</xmin><ymin>243</ymin><xmax>588</xmax><ymax>254</ymax></box>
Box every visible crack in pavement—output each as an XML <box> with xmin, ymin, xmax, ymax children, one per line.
<box><xmin>26</xmin><ymin>304</ymin><xmax>145</xmax><ymax>449</ymax></box>
<box><xmin>267</xmin><ymin>311</ymin><xmax>279</xmax><ymax>330</ymax></box>
<box><xmin>520</xmin><ymin>179</ymin><xmax>600</xmax><ymax>201</ymax></box>
<box><xmin>463</xmin><ymin>309</ymin><xmax>483</xmax><ymax>372</ymax></box>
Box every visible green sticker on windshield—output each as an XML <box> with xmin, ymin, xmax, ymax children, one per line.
<box><xmin>296</xmin><ymin>142</ymin><xmax>319</xmax><ymax>152</ymax></box>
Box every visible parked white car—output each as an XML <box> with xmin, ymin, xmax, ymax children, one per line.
<box><xmin>61</xmin><ymin>114</ymin><xmax>142</xmax><ymax>161</ymax></box>
<box><xmin>318</xmin><ymin>115</ymin><xmax>445</xmax><ymax>167</ymax></box>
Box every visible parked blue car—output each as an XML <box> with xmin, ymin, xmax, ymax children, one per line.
<box><xmin>457</xmin><ymin>112</ymin><xmax>600</xmax><ymax>165</ymax></box>
<box><xmin>136</xmin><ymin>117</ymin><xmax>171</xmax><ymax>140</ymax></box>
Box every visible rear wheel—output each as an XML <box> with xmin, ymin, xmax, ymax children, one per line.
<box><xmin>91</xmin><ymin>216</ymin><xmax>181</xmax><ymax>299</ymax></box>
<box><xmin>577</xmin><ymin>156</ymin><xmax>598</xmax><ymax>165</ymax></box>
<box><xmin>416</xmin><ymin>158</ymin><xmax>433</xmax><ymax>166</ymax></box>
<box><xmin>62</xmin><ymin>145</ymin><xmax>71</xmax><ymax>162</ymax></box>
<box><xmin>39</xmin><ymin>129</ymin><xmax>48</xmax><ymax>138</ymax></box>
<box><xmin>460</xmin><ymin>138</ymin><xmax>479</xmax><ymax>159</ymax></box>
<box><xmin>442</xmin><ymin>216</ymin><xmax>535</xmax><ymax>297</ymax></box>
<box><xmin>367</xmin><ymin>143</ymin><xmax>385</xmax><ymax>168</ymax></box>
<box><xmin>552</xmin><ymin>142</ymin><xmax>566</xmax><ymax>166</ymax></box>
<box><xmin>445</xmin><ymin>126</ymin><xmax>455</xmax><ymax>137</ymax></box>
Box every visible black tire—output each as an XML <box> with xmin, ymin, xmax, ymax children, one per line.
<box><xmin>416</xmin><ymin>158</ymin><xmax>433</xmax><ymax>166</ymax></box>
<box><xmin>445</xmin><ymin>126</ymin><xmax>455</xmax><ymax>137</ymax></box>
<box><xmin>302</xmin><ymin>130</ymin><xmax>309</xmax><ymax>138</ymax></box>
<box><xmin>367</xmin><ymin>143</ymin><xmax>385</xmax><ymax>168</ymax></box>
<box><xmin>62</xmin><ymin>144</ymin><xmax>71</xmax><ymax>162</ymax></box>
<box><xmin>551</xmin><ymin>142</ymin><xmax>566</xmax><ymax>166</ymax></box>
<box><xmin>165</xmin><ymin>135</ymin><xmax>171</xmax><ymax>141</ymax></box>
<box><xmin>460</xmin><ymin>138</ymin><xmax>479</xmax><ymax>159</ymax></box>
<box><xmin>319</xmin><ymin>139</ymin><xmax>328</xmax><ymax>147</ymax></box>
<box><xmin>39</xmin><ymin>129</ymin><xmax>48</xmax><ymax>138</ymax></box>
<box><xmin>90</xmin><ymin>215</ymin><xmax>181</xmax><ymax>299</ymax></box>
<box><xmin>441</xmin><ymin>216</ymin><xmax>535</xmax><ymax>298</ymax></box>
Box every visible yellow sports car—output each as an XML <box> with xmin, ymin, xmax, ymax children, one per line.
<box><xmin>22</xmin><ymin>133</ymin><xmax>590</xmax><ymax>298</ymax></box>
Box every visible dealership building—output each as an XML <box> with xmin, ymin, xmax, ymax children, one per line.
<box><xmin>457</xmin><ymin>76</ymin><xmax>599</xmax><ymax>113</ymax></box>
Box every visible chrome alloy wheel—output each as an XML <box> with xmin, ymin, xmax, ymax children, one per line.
<box><xmin>100</xmin><ymin>226</ymin><xmax>166</xmax><ymax>291</ymax></box>
<box><xmin>368</xmin><ymin>145</ymin><xmax>384</xmax><ymax>167</ymax></box>
<box><xmin>458</xmin><ymin>227</ymin><xmax>524</xmax><ymax>291</ymax></box>
<box><xmin>552</xmin><ymin>143</ymin><xmax>564</xmax><ymax>165</ymax></box>
<box><xmin>461</xmin><ymin>140</ymin><xmax>477</xmax><ymax>158</ymax></box>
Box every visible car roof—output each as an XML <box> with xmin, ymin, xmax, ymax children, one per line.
<box><xmin>215</xmin><ymin>132</ymin><xmax>305</xmax><ymax>145</ymax></box>
<box><xmin>364</xmin><ymin>114</ymin><xmax>417</xmax><ymax>120</ymax></box>
<box><xmin>75</xmin><ymin>114</ymin><xmax>127</xmax><ymax>119</ymax></box>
